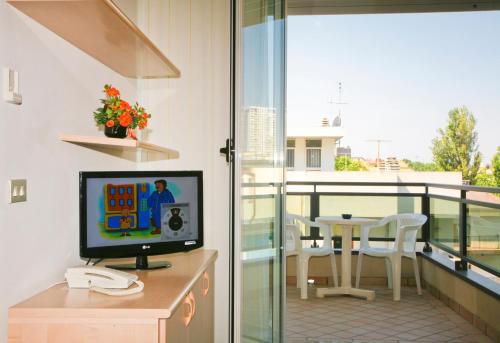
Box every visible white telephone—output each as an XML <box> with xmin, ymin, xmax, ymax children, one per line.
<box><xmin>65</xmin><ymin>266</ymin><xmax>144</xmax><ymax>296</ymax></box>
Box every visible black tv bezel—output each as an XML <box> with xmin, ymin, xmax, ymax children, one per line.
<box><xmin>80</xmin><ymin>170</ymin><xmax>204</xmax><ymax>259</ymax></box>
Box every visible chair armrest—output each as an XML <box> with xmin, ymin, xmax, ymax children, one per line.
<box><xmin>298</xmin><ymin>216</ymin><xmax>321</xmax><ymax>228</ymax></box>
<box><xmin>317</xmin><ymin>223</ymin><xmax>333</xmax><ymax>247</ymax></box>
<box><xmin>360</xmin><ymin>222</ymin><xmax>385</xmax><ymax>248</ymax></box>
<box><xmin>395</xmin><ymin>225</ymin><xmax>421</xmax><ymax>252</ymax></box>
<box><xmin>288</xmin><ymin>214</ymin><xmax>333</xmax><ymax>247</ymax></box>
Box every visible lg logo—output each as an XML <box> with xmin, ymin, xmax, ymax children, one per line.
<box><xmin>142</xmin><ymin>245</ymin><xmax>151</xmax><ymax>250</ymax></box>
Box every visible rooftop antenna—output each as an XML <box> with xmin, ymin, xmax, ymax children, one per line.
<box><xmin>328</xmin><ymin>82</ymin><xmax>348</xmax><ymax>126</ymax></box>
<box><xmin>366</xmin><ymin>139</ymin><xmax>391</xmax><ymax>168</ymax></box>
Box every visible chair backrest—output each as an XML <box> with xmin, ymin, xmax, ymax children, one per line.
<box><xmin>286</xmin><ymin>214</ymin><xmax>333</xmax><ymax>248</ymax></box>
<box><xmin>394</xmin><ymin>213</ymin><xmax>427</xmax><ymax>253</ymax></box>
<box><xmin>285</xmin><ymin>223</ymin><xmax>301</xmax><ymax>254</ymax></box>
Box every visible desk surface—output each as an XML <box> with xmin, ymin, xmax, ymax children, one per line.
<box><xmin>316</xmin><ymin>216</ymin><xmax>377</xmax><ymax>226</ymax></box>
<box><xmin>9</xmin><ymin>249</ymin><xmax>217</xmax><ymax>320</ymax></box>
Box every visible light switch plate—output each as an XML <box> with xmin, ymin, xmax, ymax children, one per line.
<box><xmin>9</xmin><ymin>179</ymin><xmax>27</xmax><ymax>203</ymax></box>
<box><xmin>3</xmin><ymin>67</ymin><xmax>22</xmax><ymax>105</ymax></box>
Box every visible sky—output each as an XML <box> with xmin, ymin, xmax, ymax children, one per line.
<box><xmin>287</xmin><ymin>11</ymin><xmax>500</xmax><ymax>163</ymax></box>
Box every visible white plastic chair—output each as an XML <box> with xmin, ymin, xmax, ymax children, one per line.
<box><xmin>285</xmin><ymin>222</ymin><xmax>301</xmax><ymax>289</ymax></box>
<box><xmin>355</xmin><ymin>213</ymin><xmax>427</xmax><ymax>301</ymax></box>
<box><xmin>287</xmin><ymin>214</ymin><xmax>338</xmax><ymax>299</ymax></box>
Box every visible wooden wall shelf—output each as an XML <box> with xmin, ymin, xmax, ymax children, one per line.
<box><xmin>8</xmin><ymin>0</ymin><xmax>180</xmax><ymax>79</ymax></box>
<box><xmin>60</xmin><ymin>134</ymin><xmax>179</xmax><ymax>160</ymax></box>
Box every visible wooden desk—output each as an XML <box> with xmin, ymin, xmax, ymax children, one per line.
<box><xmin>8</xmin><ymin>249</ymin><xmax>217</xmax><ymax>343</ymax></box>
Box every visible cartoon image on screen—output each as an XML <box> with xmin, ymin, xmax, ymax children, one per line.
<box><xmin>98</xmin><ymin>179</ymin><xmax>183</xmax><ymax>240</ymax></box>
<box><xmin>84</xmin><ymin>173</ymin><xmax>201</xmax><ymax>254</ymax></box>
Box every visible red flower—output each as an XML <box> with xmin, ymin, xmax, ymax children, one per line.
<box><xmin>142</xmin><ymin>113</ymin><xmax>148</xmax><ymax>118</ymax></box>
<box><xmin>139</xmin><ymin>121</ymin><xmax>147</xmax><ymax>130</ymax></box>
<box><xmin>105</xmin><ymin>120</ymin><xmax>115</xmax><ymax>128</ymax></box>
<box><xmin>119</xmin><ymin>112</ymin><xmax>132</xmax><ymax>127</ymax></box>
<box><xmin>119</xmin><ymin>100</ymin><xmax>131</xmax><ymax>110</ymax></box>
<box><xmin>105</xmin><ymin>87</ymin><xmax>120</xmax><ymax>97</ymax></box>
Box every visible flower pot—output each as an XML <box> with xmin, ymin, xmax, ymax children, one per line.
<box><xmin>104</xmin><ymin>125</ymin><xmax>127</xmax><ymax>138</ymax></box>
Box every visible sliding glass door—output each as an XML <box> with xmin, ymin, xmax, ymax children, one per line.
<box><xmin>232</xmin><ymin>0</ymin><xmax>286</xmax><ymax>341</ymax></box>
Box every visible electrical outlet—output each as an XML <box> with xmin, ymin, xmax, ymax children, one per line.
<box><xmin>9</xmin><ymin>179</ymin><xmax>27</xmax><ymax>203</ymax></box>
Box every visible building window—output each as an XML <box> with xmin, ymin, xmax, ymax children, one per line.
<box><xmin>306</xmin><ymin>139</ymin><xmax>321</xmax><ymax>169</ymax></box>
<box><xmin>286</xmin><ymin>139</ymin><xmax>295</xmax><ymax>168</ymax></box>
<box><xmin>286</xmin><ymin>149</ymin><xmax>295</xmax><ymax>168</ymax></box>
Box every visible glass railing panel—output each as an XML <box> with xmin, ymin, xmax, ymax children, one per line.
<box><xmin>242</xmin><ymin>196</ymin><xmax>276</xmax><ymax>251</ymax></box>
<box><xmin>318</xmin><ymin>195</ymin><xmax>422</xmax><ymax>239</ymax></box>
<box><xmin>429</xmin><ymin>198</ymin><xmax>460</xmax><ymax>252</ymax></box>
<box><xmin>466</xmin><ymin>203</ymin><xmax>500</xmax><ymax>274</ymax></box>
<box><xmin>428</xmin><ymin>186</ymin><xmax>461</xmax><ymax>199</ymax></box>
<box><xmin>286</xmin><ymin>195</ymin><xmax>311</xmax><ymax>219</ymax></box>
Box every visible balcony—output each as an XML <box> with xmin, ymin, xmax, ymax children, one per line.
<box><xmin>282</xmin><ymin>181</ymin><xmax>500</xmax><ymax>342</ymax></box>
<box><xmin>287</xmin><ymin>287</ymin><xmax>493</xmax><ymax>342</ymax></box>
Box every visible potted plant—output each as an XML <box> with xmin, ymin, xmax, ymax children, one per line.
<box><xmin>93</xmin><ymin>84</ymin><xmax>151</xmax><ymax>138</ymax></box>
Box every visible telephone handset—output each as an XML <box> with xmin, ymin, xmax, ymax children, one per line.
<box><xmin>65</xmin><ymin>266</ymin><xmax>144</xmax><ymax>296</ymax></box>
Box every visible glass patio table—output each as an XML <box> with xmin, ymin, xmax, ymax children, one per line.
<box><xmin>315</xmin><ymin>216</ymin><xmax>378</xmax><ymax>301</ymax></box>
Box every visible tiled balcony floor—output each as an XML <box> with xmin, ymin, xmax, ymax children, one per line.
<box><xmin>286</xmin><ymin>286</ymin><xmax>493</xmax><ymax>343</ymax></box>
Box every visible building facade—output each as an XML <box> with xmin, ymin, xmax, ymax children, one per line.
<box><xmin>287</xmin><ymin>119</ymin><xmax>344</xmax><ymax>171</ymax></box>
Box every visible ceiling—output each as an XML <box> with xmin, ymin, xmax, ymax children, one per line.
<box><xmin>287</xmin><ymin>0</ymin><xmax>500</xmax><ymax>15</ymax></box>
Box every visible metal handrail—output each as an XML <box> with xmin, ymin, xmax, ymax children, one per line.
<box><xmin>426</xmin><ymin>182</ymin><xmax>500</xmax><ymax>193</ymax></box>
<box><xmin>242</xmin><ymin>181</ymin><xmax>500</xmax><ymax>277</ymax></box>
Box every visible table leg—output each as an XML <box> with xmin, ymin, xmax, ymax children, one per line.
<box><xmin>316</xmin><ymin>224</ymin><xmax>375</xmax><ymax>301</ymax></box>
<box><xmin>341</xmin><ymin>224</ymin><xmax>352</xmax><ymax>289</ymax></box>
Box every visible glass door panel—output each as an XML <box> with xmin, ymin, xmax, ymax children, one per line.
<box><xmin>234</xmin><ymin>0</ymin><xmax>286</xmax><ymax>341</ymax></box>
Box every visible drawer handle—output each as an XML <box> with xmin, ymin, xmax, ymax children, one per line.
<box><xmin>202</xmin><ymin>271</ymin><xmax>210</xmax><ymax>296</ymax></box>
<box><xmin>183</xmin><ymin>291</ymin><xmax>196</xmax><ymax>327</ymax></box>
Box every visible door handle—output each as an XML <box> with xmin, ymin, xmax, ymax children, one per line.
<box><xmin>183</xmin><ymin>291</ymin><xmax>196</xmax><ymax>327</ymax></box>
<box><xmin>219</xmin><ymin>138</ymin><xmax>234</xmax><ymax>163</ymax></box>
<box><xmin>202</xmin><ymin>271</ymin><xmax>210</xmax><ymax>296</ymax></box>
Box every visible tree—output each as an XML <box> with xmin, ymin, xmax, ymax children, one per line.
<box><xmin>475</xmin><ymin>170</ymin><xmax>496</xmax><ymax>187</ymax></box>
<box><xmin>493</xmin><ymin>146</ymin><xmax>500</xmax><ymax>186</ymax></box>
<box><xmin>402</xmin><ymin>159</ymin><xmax>440</xmax><ymax>172</ymax></box>
<box><xmin>431</xmin><ymin>106</ymin><xmax>481</xmax><ymax>184</ymax></box>
<box><xmin>335</xmin><ymin>156</ymin><xmax>368</xmax><ymax>171</ymax></box>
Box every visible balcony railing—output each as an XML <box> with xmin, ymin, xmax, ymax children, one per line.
<box><xmin>285</xmin><ymin>181</ymin><xmax>500</xmax><ymax>278</ymax></box>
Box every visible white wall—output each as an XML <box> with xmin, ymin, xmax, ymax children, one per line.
<box><xmin>321</xmin><ymin>137</ymin><xmax>337</xmax><ymax>171</ymax></box>
<box><xmin>287</xmin><ymin>170</ymin><xmax>462</xmax><ymax>183</ymax></box>
<box><xmin>0</xmin><ymin>2</ymin><xmax>137</xmax><ymax>342</ymax></box>
<box><xmin>293</xmin><ymin>138</ymin><xmax>307</xmax><ymax>170</ymax></box>
<box><xmin>0</xmin><ymin>0</ymin><xmax>231</xmax><ymax>342</ymax></box>
<box><xmin>136</xmin><ymin>1</ymin><xmax>230</xmax><ymax>341</ymax></box>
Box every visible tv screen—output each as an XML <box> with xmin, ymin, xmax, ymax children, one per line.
<box><xmin>80</xmin><ymin>171</ymin><xmax>203</xmax><ymax>266</ymax></box>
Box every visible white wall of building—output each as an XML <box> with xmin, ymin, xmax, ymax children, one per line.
<box><xmin>321</xmin><ymin>137</ymin><xmax>337</xmax><ymax>171</ymax></box>
<box><xmin>292</xmin><ymin>138</ymin><xmax>306</xmax><ymax>170</ymax></box>
<box><xmin>287</xmin><ymin>171</ymin><xmax>462</xmax><ymax>183</ymax></box>
<box><xmin>0</xmin><ymin>1</ymin><xmax>231</xmax><ymax>342</ymax></box>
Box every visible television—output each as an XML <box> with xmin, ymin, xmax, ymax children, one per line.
<box><xmin>80</xmin><ymin>171</ymin><xmax>203</xmax><ymax>270</ymax></box>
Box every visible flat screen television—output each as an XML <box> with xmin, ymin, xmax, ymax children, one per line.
<box><xmin>80</xmin><ymin>171</ymin><xmax>203</xmax><ymax>269</ymax></box>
